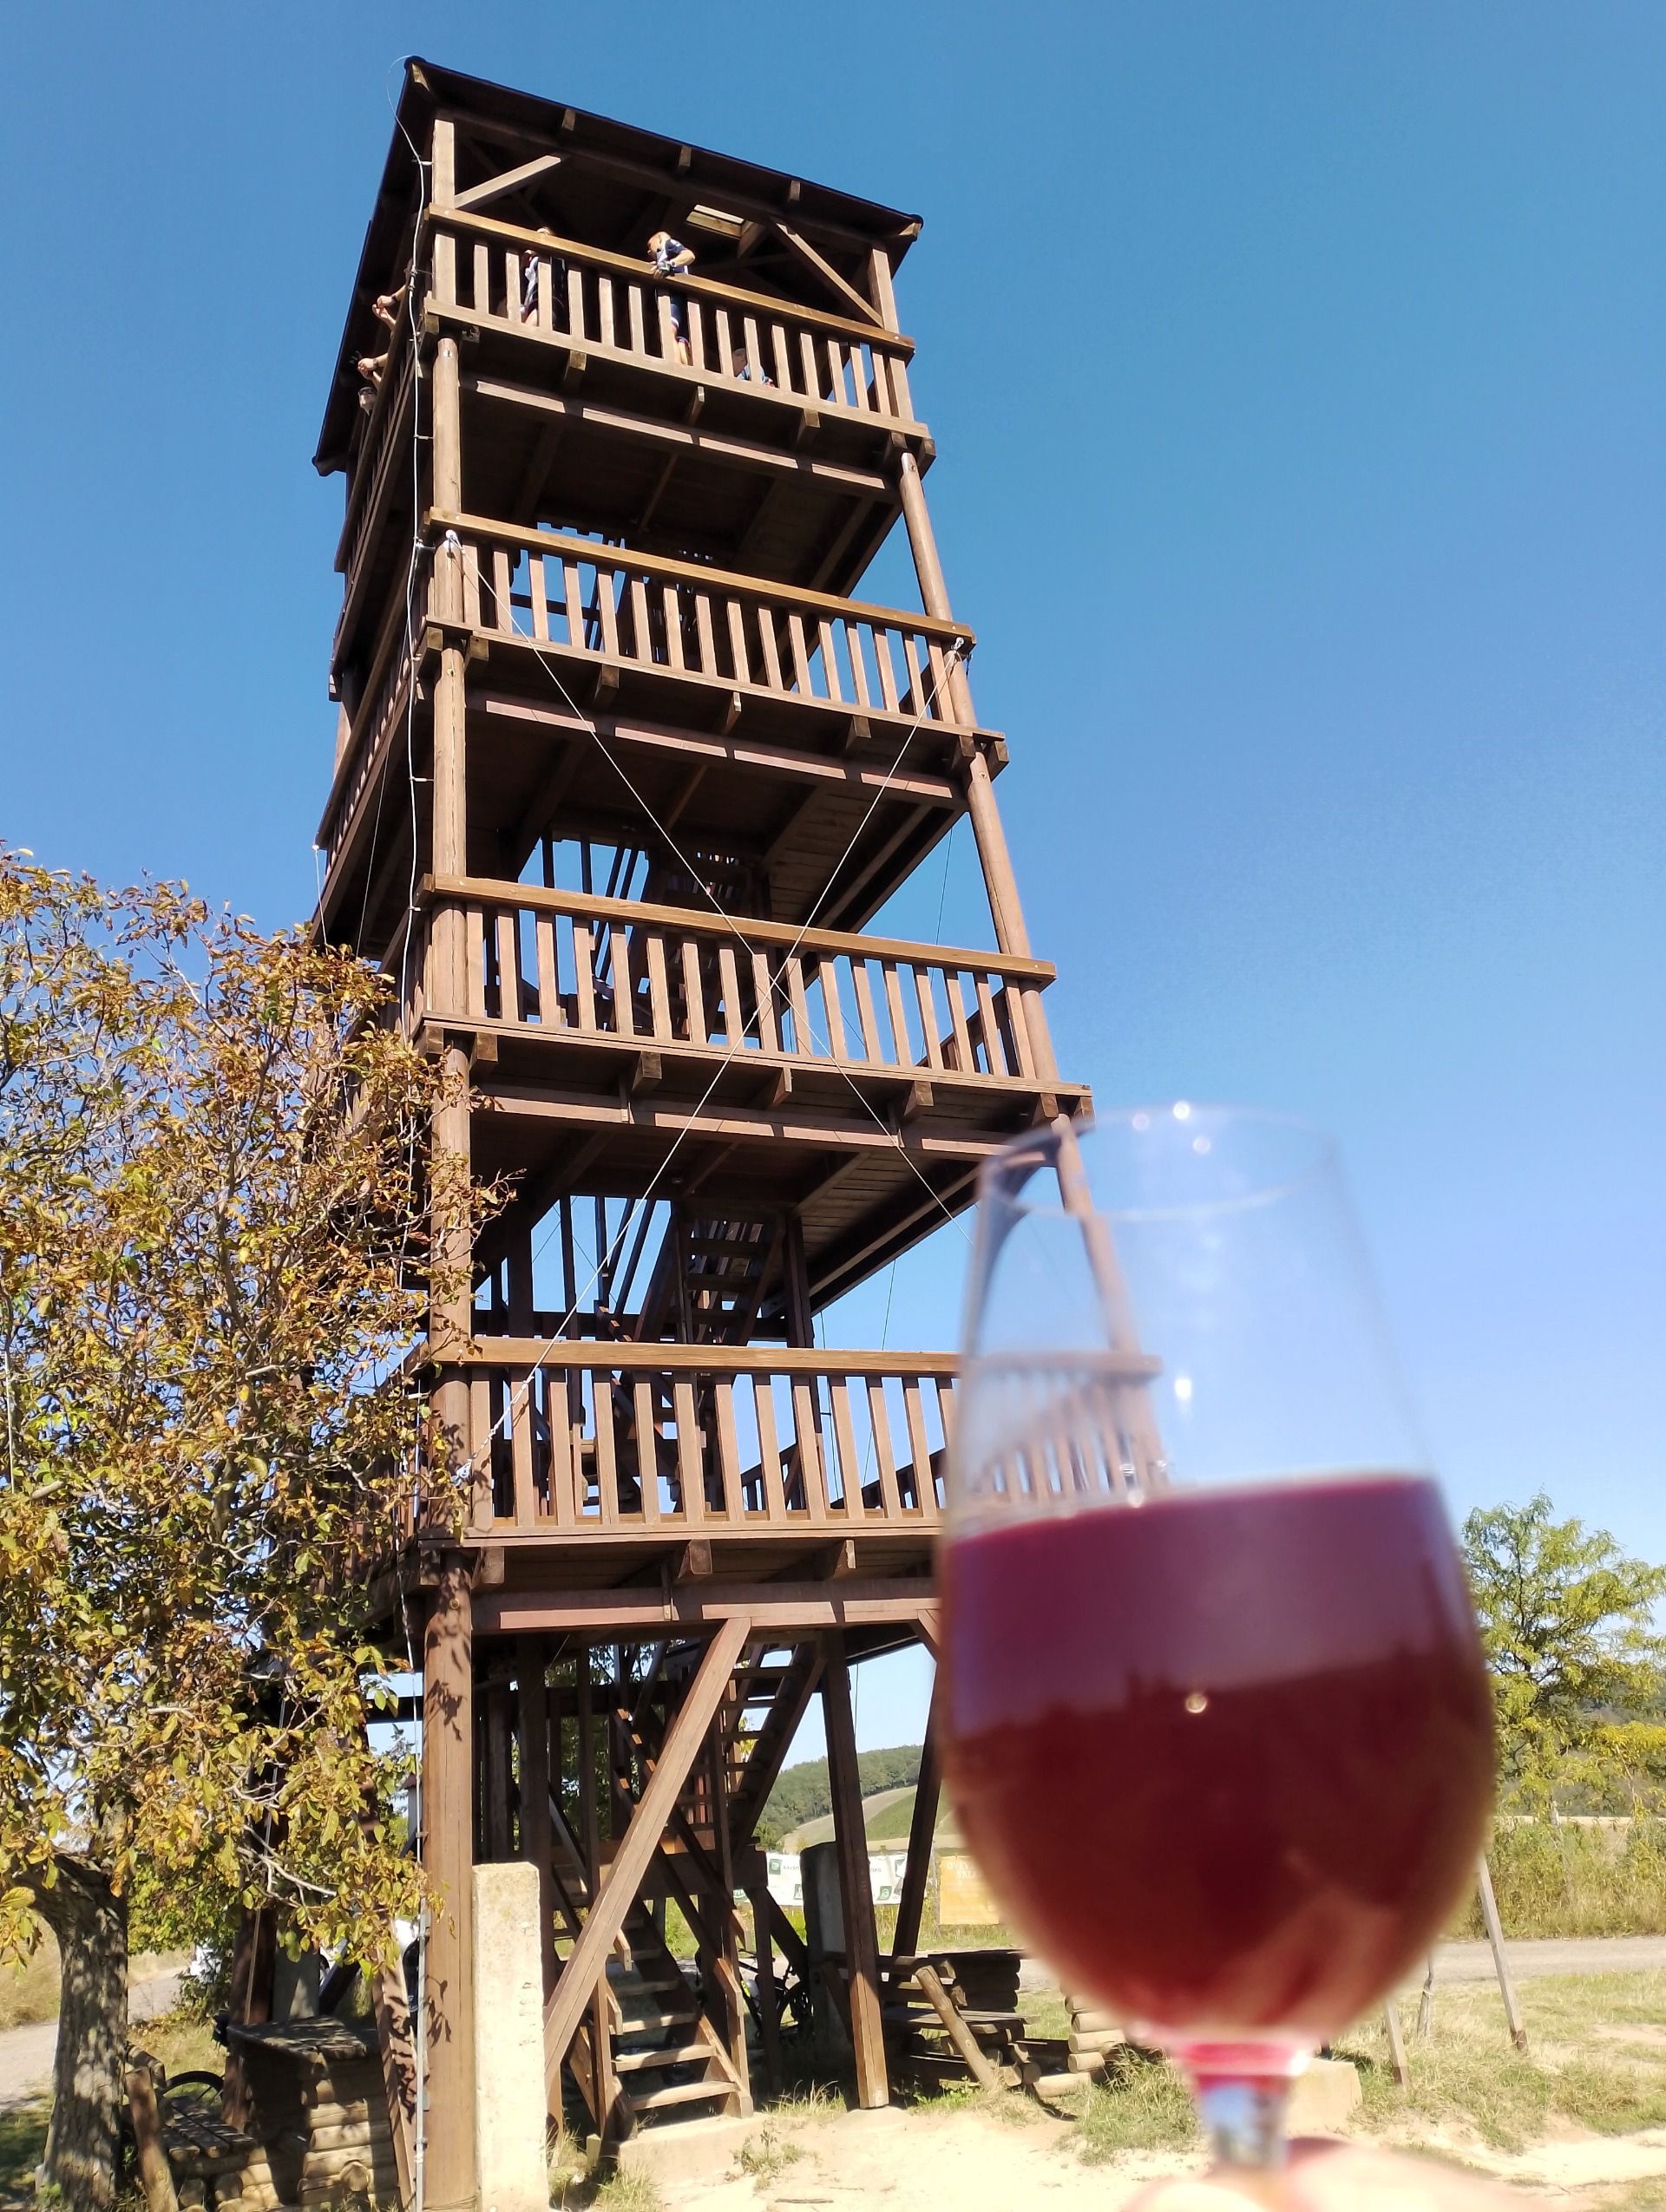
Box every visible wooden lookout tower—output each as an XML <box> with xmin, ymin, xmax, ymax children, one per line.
<box><xmin>312</xmin><ymin>59</ymin><xmax>1087</xmax><ymax>2206</ymax></box>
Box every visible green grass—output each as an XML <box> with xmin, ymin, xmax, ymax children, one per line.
<box><xmin>738</xmin><ymin>2121</ymin><xmax>804</xmax><ymax>2183</ymax></box>
<box><xmin>0</xmin><ymin>2100</ymin><xmax>48</xmax><ymax>2210</ymax></box>
<box><xmin>1447</xmin><ymin>1821</ymin><xmax>1666</xmax><ymax>1940</ymax></box>
<box><xmin>1337</xmin><ymin>1971</ymin><xmax>1666</xmax><ymax>2153</ymax></box>
<box><xmin>1075</xmin><ymin>2049</ymin><xmax>1198</xmax><ymax>2161</ymax></box>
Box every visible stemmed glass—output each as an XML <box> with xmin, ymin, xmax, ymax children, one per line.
<box><xmin>941</xmin><ymin>1107</ymin><xmax>1494</xmax><ymax>2172</ymax></box>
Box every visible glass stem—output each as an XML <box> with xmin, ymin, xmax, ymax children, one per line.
<box><xmin>1191</xmin><ymin>2073</ymin><xmax>1292</xmax><ymax>2175</ymax></box>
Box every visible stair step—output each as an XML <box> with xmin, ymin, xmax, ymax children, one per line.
<box><xmin>629</xmin><ymin>2078</ymin><xmax>736</xmax><ymax>2113</ymax></box>
<box><xmin>613</xmin><ymin>2040</ymin><xmax>715</xmax><ymax>2075</ymax></box>
<box><xmin>615</xmin><ymin>2000</ymin><xmax>701</xmax><ymax>2033</ymax></box>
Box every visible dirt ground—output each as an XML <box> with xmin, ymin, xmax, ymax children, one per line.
<box><xmin>654</xmin><ymin>2099</ymin><xmax>1666</xmax><ymax>2212</ymax></box>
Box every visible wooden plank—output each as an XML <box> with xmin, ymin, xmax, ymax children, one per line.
<box><xmin>717</xmin><ymin>944</ymin><xmax>744</xmax><ymax>1047</ymax></box>
<box><xmin>866</xmin><ymin>1377</ymin><xmax>904</xmax><ymax>1517</ymax></box>
<box><xmin>464</xmin><ymin>907</ymin><xmax>488</xmax><ymax>1020</ymax></box>
<box><xmin>828</xmin><ymin>1378</ymin><xmax>864</xmax><ymax>1520</ymax></box>
<box><xmin>817</xmin><ymin>956</ymin><xmax>849</xmax><ymax>1060</ymax></box>
<box><xmin>644</xmin><ymin>931</ymin><xmax>674</xmax><ymax>1040</ymax></box>
<box><xmin>452</xmin><ymin>151</ymin><xmax>566</xmax><ymax>214</ymax></box>
<box><xmin>1478</xmin><ymin>1855</ymin><xmax>1528</xmax><ymax>2050</ymax></box>
<box><xmin>482</xmin><ymin>1585</ymin><xmax>935</xmax><ymax>1640</ymax></box>
<box><xmin>751</xmin><ymin>952</ymin><xmax>780</xmax><ymax>1053</ymax></box>
<box><xmin>674</xmin><ymin>1377</ymin><xmax>708</xmax><ymax>1524</ymax></box>
<box><xmin>572</xmin><ymin>921</ymin><xmax>598</xmax><ymax>1031</ymax></box>
<box><xmin>902</xmin><ymin>1378</ymin><xmax>939</xmax><ymax>1517</ymax></box>
<box><xmin>593</xmin><ymin>1372</ymin><xmax>620</xmax><ymax>1528</ymax></box>
<box><xmin>126</xmin><ymin>2067</ymin><xmax>180</xmax><ymax>2212</ymax></box>
<box><xmin>881</xmin><ymin>960</ymin><xmax>913</xmax><ymax>1065</ymax></box>
<box><xmin>610</xmin><ymin>931</ymin><xmax>636</xmax><ymax>1038</ymax></box>
<box><xmin>850</xmin><ymin>959</ymin><xmax>882</xmax><ymax>1063</ymax></box>
<box><xmin>496</xmin><ymin>909</ymin><xmax>521</xmax><ymax>1024</ymax></box>
<box><xmin>971</xmin><ymin>971</ymin><xmax>1003</xmax><ymax>1075</ymax></box>
<box><xmin>783</xmin><ymin>958</ymin><xmax>812</xmax><ymax>1057</ymax></box>
<box><xmin>752</xmin><ymin>1376</ymin><xmax>790</xmax><ymax>1521</ymax></box>
<box><xmin>681</xmin><ymin>939</ymin><xmax>708</xmax><ymax>1046</ymax></box>
<box><xmin>371</xmin><ymin>1970</ymin><xmax>417</xmax><ymax>2203</ymax></box>
<box><xmin>528</xmin><ymin>552</ymin><xmax>550</xmax><ymax>641</ymax></box>
<box><xmin>544</xmin><ymin>1617</ymin><xmax>751</xmax><ymax>2084</ymax></box>
<box><xmin>535</xmin><ymin>913</ymin><xmax>560</xmax><ymax>1026</ymax></box>
<box><xmin>821</xmin><ymin>1635</ymin><xmax>888</xmax><ymax>2107</ymax></box>
<box><xmin>632</xmin><ymin>1378</ymin><xmax>663</xmax><ymax>1524</ymax></box>
<box><xmin>913</xmin><ymin>965</ymin><xmax>945</xmax><ymax>1070</ymax></box>
<box><xmin>509</xmin><ymin>1375</ymin><xmax>538</xmax><ymax>1528</ymax></box>
<box><xmin>790</xmin><ymin>1377</ymin><xmax>830</xmax><ymax>1523</ymax></box>
<box><xmin>461</xmin><ymin>1340</ymin><xmax>967</xmax><ymax>1378</ymax></box>
<box><xmin>943</xmin><ymin>970</ymin><xmax>975</xmax><ymax>1073</ymax></box>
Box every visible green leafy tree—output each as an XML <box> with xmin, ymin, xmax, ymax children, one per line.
<box><xmin>0</xmin><ymin>852</ymin><xmax>489</xmax><ymax>2207</ymax></box>
<box><xmin>1461</xmin><ymin>1493</ymin><xmax>1666</xmax><ymax>1811</ymax></box>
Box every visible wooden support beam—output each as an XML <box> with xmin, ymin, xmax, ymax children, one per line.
<box><xmin>891</xmin><ymin>1672</ymin><xmax>941</xmax><ymax>1960</ymax></box>
<box><xmin>774</xmin><ymin>224</ymin><xmax>884</xmax><ymax>326</ymax></box>
<box><xmin>543</xmin><ymin>1616</ymin><xmax>750</xmax><ymax>2090</ymax></box>
<box><xmin>575</xmin><ymin>1654</ymin><xmax>619</xmax><ymax>2137</ymax></box>
<box><xmin>482</xmin><ymin>1580</ymin><xmax>933</xmax><ymax>1640</ymax></box>
<box><xmin>421</xmin><ymin>1557</ymin><xmax>477</xmax><ymax>2209</ymax></box>
<box><xmin>821</xmin><ymin>1633</ymin><xmax>888</xmax><ymax>2107</ymax></box>
<box><xmin>452</xmin><ymin>151</ymin><xmax>564</xmax><ymax>214</ymax></box>
<box><xmin>914</xmin><ymin>1963</ymin><xmax>1000</xmax><ymax>2091</ymax></box>
<box><xmin>745</xmin><ymin>1881</ymin><xmax>784</xmax><ymax>2095</ymax></box>
<box><xmin>516</xmin><ymin>1638</ymin><xmax>557</xmax><ymax>2000</ymax></box>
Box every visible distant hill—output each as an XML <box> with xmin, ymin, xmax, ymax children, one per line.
<box><xmin>758</xmin><ymin>1744</ymin><xmax>922</xmax><ymax>1846</ymax></box>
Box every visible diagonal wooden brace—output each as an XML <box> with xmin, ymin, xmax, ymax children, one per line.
<box><xmin>543</xmin><ymin>1613</ymin><xmax>751</xmax><ymax>2095</ymax></box>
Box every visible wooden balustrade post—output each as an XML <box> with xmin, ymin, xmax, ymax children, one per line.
<box><xmin>421</xmin><ymin>1556</ymin><xmax>477</xmax><ymax>2212</ymax></box>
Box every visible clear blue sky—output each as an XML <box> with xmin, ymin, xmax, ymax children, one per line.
<box><xmin>4</xmin><ymin>3</ymin><xmax>1663</xmax><ymax>1758</ymax></box>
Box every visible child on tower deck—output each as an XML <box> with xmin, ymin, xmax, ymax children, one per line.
<box><xmin>521</xmin><ymin>227</ymin><xmax>563</xmax><ymax>324</ymax></box>
<box><xmin>647</xmin><ymin>229</ymin><xmax>696</xmax><ymax>363</ymax></box>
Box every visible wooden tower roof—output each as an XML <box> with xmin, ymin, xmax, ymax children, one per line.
<box><xmin>314</xmin><ymin>56</ymin><xmax>924</xmax><ymax>476</ymax></box>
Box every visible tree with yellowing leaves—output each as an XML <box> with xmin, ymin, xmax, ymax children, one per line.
<box><xmin>0</xmin><ymin>851</ymin><xmax>489</xmax><ymax>2208</ymax></box>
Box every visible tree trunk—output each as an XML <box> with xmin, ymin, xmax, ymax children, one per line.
<box><xmin>36</xmin><ymin>1853</ymin><xmax>129</xmax><ymax>2211</ymax></box>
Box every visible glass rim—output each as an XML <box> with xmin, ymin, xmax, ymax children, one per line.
<box><xmin>980</xmin><ymin>1105</ymin><xmax>1341</xmax><ymax>1226</ymax></box>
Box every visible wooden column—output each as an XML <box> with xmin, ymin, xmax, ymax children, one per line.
<box><xmin>820</xmin><ymin>1633</ymin><xmax>888</xmax><ymax>2108</ymax></box>
<box><xmin>744</xmin><ymin>1878</ymin><xmax>783</xmax><ymax>2095</ymax></box>
<box><xmin>891</xmin><ymin>1676</ymin><xmax>941</xmax><ymax>1961</ymax></box>
<box><xmin>422</xmin><ymin>1556</ymin><xmax>477</xmax><ymax>2211</ymax></box>
<box><xmin>895</xmin><ymin>448</ymin><xmax>1059</xmax><ymax>1083</ymax></box>
<box><xmin>516</xmin><ymin>1637</ymin><xmax>557</xmax><ymax>1999</ymax></box>
<box><xmin>706</xmin><ymin>1737</ymin><xmax>751</xmax><ymax>2100</ymax></box>
<box><xmin>575</xmin><ymin>1652</ymin><xmax>616</xmax><ymax>2137</ymax></box>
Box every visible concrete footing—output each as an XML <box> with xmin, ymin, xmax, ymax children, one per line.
<box><xmin>473</xmin><ymin>1862</ymin><xmax>553</xmax><ymax>2212</ymax></box>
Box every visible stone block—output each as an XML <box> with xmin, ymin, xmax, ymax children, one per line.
<box><xmin>615</xmin><ymin>2114</ymin><xmax>758</xmax><ymax>2188</ymax></box>
<box><xmin>473</xmin><ymin>1860</ymin><xmax>552</xmax><ymax>2212</ymax></box>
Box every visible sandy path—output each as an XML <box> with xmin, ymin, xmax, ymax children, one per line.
<box><xmin>0</xmin><ymin>1967</ymin><xmax>184</xmax><ymax>2112</ymax></box>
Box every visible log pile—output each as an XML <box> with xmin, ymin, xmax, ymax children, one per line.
<box><xmin>1064</xmin><ymin>1990</ymin><xmax>1125</xmax><ymax>2076</ymax></box>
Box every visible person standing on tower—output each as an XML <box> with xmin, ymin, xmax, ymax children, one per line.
<box><xmin>647</xmin><ymin>229</ymin><xmax>696</xmax><ymax>363</ymax></box>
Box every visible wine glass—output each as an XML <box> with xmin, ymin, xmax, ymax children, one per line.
<box><xmin>941</xmin><ymin>1107</ymin><xmax>1494</xmax><ymax>2171</ymax></box>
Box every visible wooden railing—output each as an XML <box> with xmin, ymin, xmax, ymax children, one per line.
<box><xmin>429</xmin><ymin>210</ymin><xmax>919</xmax><ymax>429</ymax></box>
<box><xmin>419</xmin><ymin>877</ymin><xmax>1052</xmax><ymax>1087</ymax></box>
<box><xmin>439</xmin><ymin>514</ymin><xmax>972</xmax><ymax>729</ymax></box>
<box><xmin>318</xmin><ymin>593</ymin><xmax>419</xmax><ymax>877</ymax></box>
<box><xmin>444</xmin><ymin>1344</ymin><xmax>953</xmax><ymax>1537</ymax></box>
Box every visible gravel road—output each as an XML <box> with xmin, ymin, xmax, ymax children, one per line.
<box><xmin>0</xmin><ymin>1967</ymin><xmax>183</xmax><ymax>2112</ymax></box>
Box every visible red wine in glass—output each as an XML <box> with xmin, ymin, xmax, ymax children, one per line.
<box><xmin>943</xmin><ymin>1109</ymin><xmax>1495</xmax><ymax>2170</ymax></box>
<box><xmin>941</xmin><ymin>1472</ymin><xmax>1494</xmax><ymax>2054</ymax></box>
